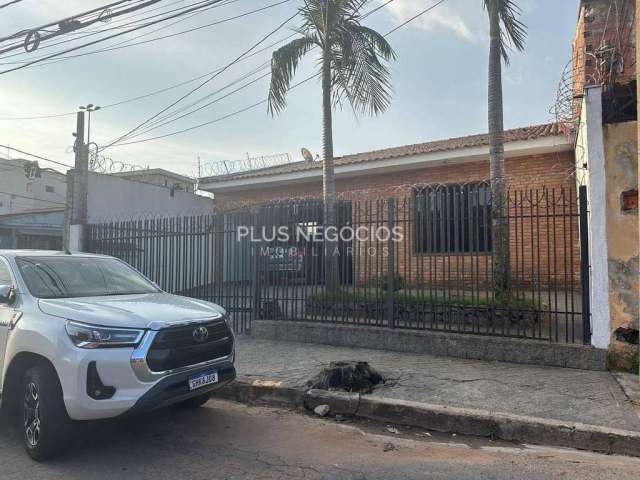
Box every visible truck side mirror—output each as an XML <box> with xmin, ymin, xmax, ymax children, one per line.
<box><xmin>0</xmin><ymin>285</ymin><xmax>15</xmax><ymax>305</ymax></box>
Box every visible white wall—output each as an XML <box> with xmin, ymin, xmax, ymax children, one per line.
<box><xmin>0</xmin><ymin>159</ymin><xmax>67</xmax><ymax>214</ymax></box>
<box><xmin>86</xmin><ymin>171</ymin><xmax>213</xmax><ymax>223</ymax></box>
<box><xmin>578</xmin><ymin>86</ymin><xmax>611</xmax><ymax>349</ymax></box>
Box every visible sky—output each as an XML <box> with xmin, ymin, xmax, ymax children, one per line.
<box><xmin>0</xmin><ymin>0</ymin><xmax>580</xmax><ymax>179</ymax></box>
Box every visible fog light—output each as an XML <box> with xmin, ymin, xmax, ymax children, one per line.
<box><xmin>87</xmin><ymin>362</ymin><xmax>116</xmax><ymax>400</ymax></box>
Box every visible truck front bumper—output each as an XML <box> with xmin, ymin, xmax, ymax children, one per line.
<box><xmin>124</xmin><ymin>362</ymin><xmax>236</xmax><ymax>415</ymax></box>
<box><xmin>59</xmin><ymin>345</ymin><xmax>235</xmax><ymax>421</ymax></box>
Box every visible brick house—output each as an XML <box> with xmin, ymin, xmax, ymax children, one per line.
<box><xmin>201</xmin><ymin>124</ymin><xmax>572</xmax><ymax>207</ymax></box>
<box><xmin>200</xmin><ymin>123</ymin><xmax>578</xmax><ymax>291</ymax></box>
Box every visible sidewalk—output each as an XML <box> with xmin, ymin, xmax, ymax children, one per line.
<box><xmin>221</xmin><ymin>335</ymin><xmax>640</xmax><ymax>456</ymax></box>
<box><xmin>232</xmin><ymin>336</ymin><xmax>640</xmax><ymax>430</ymax></box>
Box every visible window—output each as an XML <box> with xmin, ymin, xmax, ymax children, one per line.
<box><xmin>45</xmin><ymin>185</ymin><xmax>55</xmax><ymax>193</ymax></box>
<box><xmin>414</xmin><ymin>183</ymin><xmax>492</xmax><ymax>254</ymax></box>
<box><xmin>0</xmin><ymin>260</ymin><xmax>12</xmax><ymax>286</ymax></box>
<box><xmin>25</xmin><ymin>183</ymin><xmax>32</xmax><ymax>193</ymax></box>
<box><xmin>16</xmin><ymin>257</ymin><xmax>159</xmax><ymax>299</ymax></box>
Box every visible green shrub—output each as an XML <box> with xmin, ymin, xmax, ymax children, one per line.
<box><xmin>377</xmin><ymin>273</ymin><xmax>406</xmax><ymax>292</ymax></box>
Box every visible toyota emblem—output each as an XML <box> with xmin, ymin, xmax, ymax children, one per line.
<box><xmin>192</xmin><ymin>326</ymin><xmax>209</xmax><ymax>343</ymax></box>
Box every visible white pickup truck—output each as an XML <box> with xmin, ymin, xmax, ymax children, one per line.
<box><xmin>0</xmin><ymin>250</ymin><xmax>235</xmax><ymax>461</ymax></box>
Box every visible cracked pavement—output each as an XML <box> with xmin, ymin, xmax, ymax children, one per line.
<box><xmin>234</xmin><ymin>336</ymin><xmax>640</xmax><ymax>430</ymax></box>
<box><xmin>1</xmin><ymin>399</ymin><xmax>639</xmax><ymax>479</ymax></box>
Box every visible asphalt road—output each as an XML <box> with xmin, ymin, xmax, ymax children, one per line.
<box><xmin>0</xmin><ymin>399</ymin><xmax>638</xmax><ymax>479</ymax></box>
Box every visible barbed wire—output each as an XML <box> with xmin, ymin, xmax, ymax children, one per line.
<box><xmin>200</xmin><ymin>152</ymin><xmax>298</xmax><ymax>177</ymax></box>
<box><xmin>88</xmin><ymin>144</ymin><xmax>149</xmax><ymax>173</ymax></box>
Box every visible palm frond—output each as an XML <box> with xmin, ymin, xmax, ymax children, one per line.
<box><xmin>331</xmin><ymin>22</ymin><xmax>394</xmax><ymax>116</ymax></box>
<box><xmin>269</xmin><ymin>0</ymin><xmax>395</xmax><ymax>117</ymax></box>
<box><xmin>267</xmin><ymin>36</ymin><xmax>317</xmax><ymax>116</ymax></box>
<box><xmin>484</xmin><ymin>0</ymin><xmax>527</xmax><ymax>64</ymax></box>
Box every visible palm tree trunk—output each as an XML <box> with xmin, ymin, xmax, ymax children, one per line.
<box><xmin>488</xmin><ymin>1</ymin><xmax>511</xmax><ymax>301</ymax></box>
<box><xmin>321</xmin><ymin>49</ymin><xmax>339</xmax><ymax>292</ymax></box>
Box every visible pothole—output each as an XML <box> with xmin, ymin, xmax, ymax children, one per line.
<box><xmin>306</xmin><ymin>361</ymin><xmax>385</xmax><ymax>394</ymax></box>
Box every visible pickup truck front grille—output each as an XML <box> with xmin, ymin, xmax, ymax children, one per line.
<box><xmin>146</xmin><ymin>319</ymin><xmax>233</xmax><ymax>372</ymax></box>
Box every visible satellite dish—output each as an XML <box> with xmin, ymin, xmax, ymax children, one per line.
<box><xmin>301</xmin><ymin>147</ymin><xmax>314</xmax><ymax>163</ymax></box>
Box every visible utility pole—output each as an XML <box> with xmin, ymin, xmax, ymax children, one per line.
<box><xmin>66</xmin><ymin>111</ymin><xmax>88</xmax><ymax>251</ymax></box>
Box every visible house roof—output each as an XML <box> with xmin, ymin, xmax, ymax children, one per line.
<box><xmin>200</xmin><ymin>123</ymin><xmax>564</xmax><ymax>185</ymax></box>
<box><xmin>113</xmin><ymin>168</ymin><xmax>195</xmax><ymax>184</ymax></box>
<box><xmin>0</xmin><ymin>208</ymin><xmax>64</xmax><ymax>220</ymax></box>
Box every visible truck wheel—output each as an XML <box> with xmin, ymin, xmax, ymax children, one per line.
<box><xmin>177</xmin><ymin>393</ymin><xmax>211</xmax><ymax>409</ymax></box>
<box><xmin>22</xmin><ymin>364</ymin><xmax>72</xmax><ymax>461</ymax></box>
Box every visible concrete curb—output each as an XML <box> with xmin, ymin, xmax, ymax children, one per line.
<box><xmin>216</xmin><ymin>378</ymin><xmax>640</xmax><ymax>458</ymax></box>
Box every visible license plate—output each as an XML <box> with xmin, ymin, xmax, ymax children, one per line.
<box><xmin>188</xmin><ymin>371</ymin><xmax>219</xmax><ymax>391</ymax></box>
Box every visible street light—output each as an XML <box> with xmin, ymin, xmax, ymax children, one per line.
<box><xmin>79</xmin><ymin>104</ymin><xmax>101</xmax><ymax>144</ymax></box>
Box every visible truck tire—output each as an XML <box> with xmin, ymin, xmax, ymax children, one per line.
<box><xmin>22</xmin><ymin>364</ymin><xmax>73</xmax><ymax>461</ymax></box>
<box><xmin>176</xmin><ymin>392</ymin><xmax>211</xmax><ymax>409</ymax></box>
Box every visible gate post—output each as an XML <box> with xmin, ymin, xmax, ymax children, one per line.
<box><xmin>250</xmin><ymin>210</ymin><xmax>263</xmax><ymax>326</ymax></box>
<box><xmin>579</xmin><ymin>186</ymin><xmax>592</xmax><ymax>345</ymax></box>
<box><xmin>387</xmin><ymin>199</ymin><xmax>396</xmax><ymax>328</ymax></box>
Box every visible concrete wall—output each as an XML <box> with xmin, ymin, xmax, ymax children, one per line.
<box><xmin>114</xmin><ymin>171</ymin><xmax>195</xmax><ymax>193</ymax></box>
<box><xmin>603</xmin><ymin>120</ymin><xmax>639</xmax><ymax>369</ymax></box>
<box><xmin>86</xmin><ymin>171</ymin><xmax>213</xmax><ymax>223</ymax></box>
<box><xmin>578</xmin><ymin>87</ymin><xmax>612</xmax><ymax>350</ymax></box>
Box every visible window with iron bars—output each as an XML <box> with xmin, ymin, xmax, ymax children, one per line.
<box><xmin>414</xmin><ymin>183</ymin><xmax>492</xmax><ymax>254</ymax></box>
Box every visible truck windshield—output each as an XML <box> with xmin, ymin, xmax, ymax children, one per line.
<box><xmin>15</xmin><ymin>257</ymin><xmax>159</xmax><ymax>299</ymax></box>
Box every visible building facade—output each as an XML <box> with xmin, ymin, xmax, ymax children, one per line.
<box><xmin>0</xmin><ymin>159</ymin><xmax>66</xmax><ymax>215</ymax></box>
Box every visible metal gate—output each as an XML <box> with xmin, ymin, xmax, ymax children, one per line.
<box><xmin>86</xmin><ymin>185</ymin><xmax>591</xmax><ymax>343</ymax></box>
<box><xmin>86</xmin><ymin>214</ymin><xmax>254</xmax><ymax>333</ymax></box>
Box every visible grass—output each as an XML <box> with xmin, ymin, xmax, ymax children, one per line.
<box><xmin>307</xmin><ymin>290</ymin><xmax>538</xmax><ymax>309</ymax></box>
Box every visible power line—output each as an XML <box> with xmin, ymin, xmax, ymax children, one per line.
<box><xmin>4</xmin><ymin>0</ymin><xmax>289</xmax><ymax>68</ymax></box>
<box><xmin>125</xmin><ymin>0</ymin><xmax>385</xmax><ymax>135</ymax></box>
<box><xmin>0</xmin><ymin>190</ymin><xmax>66</xmax><ymax>207</ymax></box>
<box><xmin>0</xmin><ymin>0</ymin><xmax>219</xmax><ymax>54</ymax></box>
<box><xmin>0</xmin><ymin>145</ymin><xmax>73</xmax><ymax>168</ymax></box>
<box><xmin>0</xmin><ymin>162</ymin><xmax>67</xmax><ymax>177</ymax></box>
<box><xmin>137</xmin><ymin>61</ymin><xmax>270</xmax><ymax>130</ymax></box>
<box><xmin>0</xmin><ymin>1</ymin><xmax>158</xmax><ymax>53</ymax></box>
<box><xmin>385</xmin><ymin>0</ymin><xmax>446</xmax><ymax>35</ymax></box>
<box><xmin>109</xmin><ymin>0</ymin><xmax>447</xmax><ymax>147</ymax></box>
<box><xmin>129</xmin><ymin>68</ymin><xmax>271</xmax><ymax>139</ymax></box>
<box><xmin>0</xmin><ymin>0</ymin><xmax>228</xmax><ymax>75</ymax></box>
<box><xmin>0</xmin><ymin>0</ymin><xmax>241</xmax><ymax>65</ymax></box>
<box><xmin>0</xmin><ymin>0</ymin><xmax>24</xmax><ymax>10</ymax></box>
<box><xmin>0</xmin><ymin>33</ymin><xmax>295</xmax><ymax>121</ymax></box>
<box><xmin>100</xmin><ymin>7</ymin><xmax>299</xmax><ymax>150</ymax></box>
<box><xmin>107</xmin><ymin>0</ymin><xmax>387</xmax><ymax>143</ymax></box>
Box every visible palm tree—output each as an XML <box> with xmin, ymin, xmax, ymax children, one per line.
<box><xmin>484</xmin><ymin>0</ymin><xmax>526</xmax><ymax>300</ymax></box>
<box><xmin>268</xmin><ymin>0</ymin><xmax>396</xmax><ymax>290</ymax></box>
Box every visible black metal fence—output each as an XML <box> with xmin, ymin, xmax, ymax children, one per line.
<box><xmin>86</xmin><ymin>185</ymin><xmax>591</xmax><ymax>343</ymax></box>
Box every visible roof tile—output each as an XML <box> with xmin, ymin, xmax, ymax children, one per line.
<box><xmin>201</xmin><ymin>123</ymin><xmax>563</xmax><ymax>184</ymax></box>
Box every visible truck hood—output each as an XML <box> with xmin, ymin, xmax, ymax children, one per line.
<box><xmin>38</xmin><ymin>293</ymin><xmax>226</xmax><ymax>330</ymax></box>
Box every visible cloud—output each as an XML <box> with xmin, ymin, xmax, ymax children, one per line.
<box><xmin>382</xmin><ymin>0</ymin><xmax>486</xmax><ymax>42</ymax></box>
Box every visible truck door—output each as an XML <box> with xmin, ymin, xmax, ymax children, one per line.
<box><xmin>0</xmin><ymin>258</ymin><xmax>15</xmax><ymax>392</ymax></box>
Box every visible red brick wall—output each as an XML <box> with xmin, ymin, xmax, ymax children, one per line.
<box><xmin>215</xmin><ymin>151</ymin><xmax>580</xmax><ymax>290</ymax></box>
<box><xmin>215</xmin><ymin>152</ymin><xmax>580</xmax><ymax>290</ymax></box>
<box><xmin>215</xmin><ymin>151</ymin><xmax>575</xmax><ymax>208</ymax></box>
<box><xmin>573</xmin><ymin>0</ymin><xmax>636</xmax><ymax>92</ymax></box>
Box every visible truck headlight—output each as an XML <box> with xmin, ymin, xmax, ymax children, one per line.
<box><xmin>65</xmin><ymin>321</ymin><xmax>144</xmax><ymax>349</ymax></box>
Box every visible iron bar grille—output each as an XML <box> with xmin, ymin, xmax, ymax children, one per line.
<box><xmin>86</xmin><ymin>186</ymin><xmax>590</xmax><ymax>344</ymax></box>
